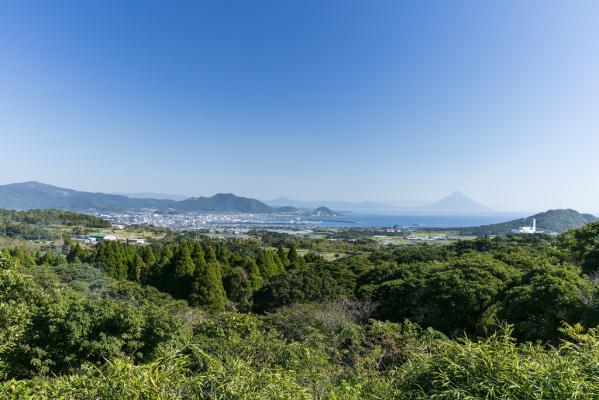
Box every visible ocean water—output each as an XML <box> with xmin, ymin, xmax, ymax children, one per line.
<box><xmin>300</xmin><ymin>213</ymin><xmax>523</xmax><ymax>229</ymax></box>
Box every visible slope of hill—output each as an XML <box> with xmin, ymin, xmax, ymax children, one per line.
<box><xmin>171</xmin><ymin>193</ymin><xmax>277</xmax><ymax>213</ymax></box>
<box><xmin>313</xmin><ymin>206</ymin><xmax>336</xmax><ymax>216</ymax></box>
<box><xmin>0</xmin><ymin>182</ymin><xmax>297</xmax><ymax>214</ymax></box>
<box><xmin>414</xmin><ymin>191</ymin><xmax>492</xmax><ymax>214</ymax></box>
<box><xmin>0</xmin><ymin>181</ymin><xmax>172</xmax><ymax>212</ymax></box>
<box><xmin>458</xmin><ymin>209</ymin><xmax>597</xmax><ymax>235</ymax></box>
<box><xmin>114</xmin><ymin>192</ymin><xmax>190</xmax><ymax>201</ymax></box>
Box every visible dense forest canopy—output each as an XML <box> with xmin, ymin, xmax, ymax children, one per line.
<box><xmin>1</xmin><ymin>208</ymin><xmax>599</xmax><ymax>398</ymax></box>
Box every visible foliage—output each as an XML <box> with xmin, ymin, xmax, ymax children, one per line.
<box><xmin>2</xmin><ymin>217</ymin><xmax>599</xmax><ymax>397</ymax></box>
<box><xmin>0</xmin><ymin>208</ymin><xmax>110</xmax><ymax>241</ymax></box>
<box><xmin>0</xmin><ymin>264</ymin><xmax>186</xmax><ymax>380</ymax></box>
<box><xmin>253</xmin><ymin>261</ymin><xmax>355</xmax><ymax>312</ymax></box>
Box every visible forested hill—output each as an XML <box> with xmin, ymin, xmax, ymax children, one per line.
<box><xmin>171</xmin><ymin>193</ymin><xmax>279</xmax><ymax>213</ymax></box>
<box><xmin>0</xmin><ymin>209</ymin><xmax>110</xmax><ymax>227</ymax></box>
<box><xmin>458</xmin><ymin>209</ymin><xmax>597</xmax><ymax>235</ymax></box>
<box><xmin>0</xmin><ymin>181</ymin><xmax>172</xmax><ymax>212</ymax></box>
<box><xmin>0</xmin><ymin>182</ymin><xmax>295</xmax><ymax>213</ymax></box>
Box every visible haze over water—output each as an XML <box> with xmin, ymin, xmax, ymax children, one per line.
<box><xmin>306</xmin><ymin>213</ymin><xmax>523</xmax><ymax>229</ymax></box>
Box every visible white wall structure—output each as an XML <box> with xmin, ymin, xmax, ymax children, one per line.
<box><xmin>518</xmin><ymin>218</ymin><xmax>537</xmax><ymax>234</ymax></box>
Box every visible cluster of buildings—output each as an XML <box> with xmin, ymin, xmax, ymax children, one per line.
<box><xmin>96</xmin><ymin>210</ymin><xmax>322</xmax><ymax>233</ymax></box>
<box><xmin>73</xmin><ymin>232</ymin><xmax>147</xmax><ymax>245</ymax></box>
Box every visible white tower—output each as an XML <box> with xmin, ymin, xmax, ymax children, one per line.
<box><xmin>532</xmin><ymin>218</ymin><xmax>536</xmax><ymax>233</ymax></box>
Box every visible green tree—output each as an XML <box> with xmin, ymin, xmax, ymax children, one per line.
<box><xmin>224</xmin><ymin>267</ymin><xmax>254</xmax><ymax>311</ymax></box>
<box><xmin>257</xmin><ymin>250</ymin><xmax>279</xmax><ymax>280</ymax></box>
<box><xmin>167</xmin><ymin>242</ymin><xmax>196</xmax><ymax>299</ymax></box>
<box><xmin>287</xmin><ymin>244</ymin><xmax>303</xmax><ymax>269</ymax></box>
<box><xmin>560</xmin><ymin>221</ymin><xmax>599</xmax><ymax>274</ymax></box>
<box><xmin>277</xmin><ymin>245</ymin><xmax>290</xmax><ymax>268</ymax></box>
<box><xmin>127</xmin><ymin>253</ymin><xmax>144</xmax><ymax>282</ymax></box>
<box><xmin>67</xmin><ymin>243</ymin><xmax>87</xmax><ymax>264</ymax></box>
<box><xmin>244</xmin><ymin>258</ymin><xmax>264</xmax><ymax>290</ymax></box>
<box><xmin>190</xmin><ymin>259</ymin><xmax>226</xmax><ymax>310</ymax></box>
<box><xmin>499</xmin><ymin>264</ymin><xmax>590</xmax><ymax>341</ymax></box>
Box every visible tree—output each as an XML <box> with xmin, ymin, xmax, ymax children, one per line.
<box><xmin>560</xmin><ymin>222</ymin><xmax>599</xmax><ymax>274</ymax></box>
<box><xmin>224</xmin><ymin>267</ymin><xmax>254</xmax><ymax>311</ymax></box>
<box><xmin>277</xmin><ymin>245</ymin><xmax>290</xmax><ymax>268</ymax></box>
<box><xmin>419</xmin><ymin>254</ymin><xmax>518</xmax><ymax>336</ymax></box>
<box><xmin>244</xmin><ymin>258</ymin><xmax>264</xmax><ymax>290</ymax></box>
<box><xmin>140</xmin><ymin>246</ymin><xmax>156</xmax><ymax>282</ymax></box>
<box><xmin>167</xmin><ymin>242</ymin><xmax>196</xmax><ymax>299</ymax></box>
<box><xmin>67</xmin><ymin>243</ymin><xmax>86</xmax><ymax>264</ymax></box>
<box><xmin>127</xmin><ymin>253</ymin><xmax>144</xmax><ymax>282</ymax></box>
<box><xmin>257</xmin><ymin>250</ymin><xmax>280</xmax><ymax>280</ymax></box>
<box><xmin>191</xmin><ymin>242</ymin><xmax>206</xmax><ymax>270</ymax></box>
<box><xmin>0</xmin><ymin>251</ymin><xmax>15</xmax><ymax>269</ymax></box>
<box><xmin>190</xmin><ymin>259</ymin><xmax>226</xmax><ymax>310</ymax></box>
<box><xmin>499</xmin><ymin>264</ymin><xmax>590</xmax><ymax>341</ymax></box>
<box><xmin>253</xmin><ymin>262</ymin><xmax>355</xmax><ymax>313</ymax></box>
<box><xmin>287</xmin><ymin>244</ymin><xmax>303</xmax><ymax>269</ymax></box>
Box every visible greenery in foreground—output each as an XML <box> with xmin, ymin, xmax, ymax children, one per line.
<box><xmin>2</xmin><ymin>210</ymin><xmax>599</xmax><ymax>398</ymax></box>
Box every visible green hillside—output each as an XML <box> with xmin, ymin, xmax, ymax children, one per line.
<box><xmin>458</xmin><ymin>209</ymin><xmax>597</xmax><ymax>235</ymax></box>
<box><xmin>0</xmin><ymin>182</ymin><xmax>298</xmax><ymax>214</ymax></box>
<box><xmin>171</xmin><ymin>193</ymin><xmax>277</xmax><ymax>213</ymax></box>
<box><xmin>0</xmin><ymin>181</ymin><xmax>173</xmax><ymax>212</ymax></box>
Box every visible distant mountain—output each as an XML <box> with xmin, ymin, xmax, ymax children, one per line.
<box><xmin>0</xmin><ymin>182</ymin><xmax>296</xmax><ymax>214</ymax></box>
<box><xmin>0</xmin><ymin>181</ymin><xmax>172</xmax><ymax>212</ymax></box>
<box><xmin>267</xmin><ymin>193</ymin><xmax>494</xmax><ymax>214</ymax></box>
<box><xmin>115</xmin><ymin>192</ymin><xmax>190</xmax><ymax>201</ymax></box>
<box><xmin>458</xmin><ymin>209</ymin><xmax>598</xmax><ymax>235</ymax></box>
<box><xmin>414</xmin><ymin>191</ymin><xmax>492</xmax><ymax>214</ymax></box>
<box><xmin>313</xmin><ymin>206</ymin><xmax>336</xmax><ymax>216</ymax></box>
<box><xmin>266</xmin><ymin>197</ymin><xmax>393</xmax><ymax>211</ymax></box>
<box><xmin>171</xmin><ymin>193</ymin><xmax>278</xmax><ymax>213</ymax></box>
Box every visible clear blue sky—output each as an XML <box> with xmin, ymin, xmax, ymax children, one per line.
<box><xmin>1</xmin><ymin>1</ymin><xmax>598</xmax><ymax>212</ymax></box>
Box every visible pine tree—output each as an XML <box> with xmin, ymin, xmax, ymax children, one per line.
<box><xmin>287</xmin><ymin>244</ymin><xmax>304</xmax><ymax>269</ymax></box>
<box><xmin>142</xmin><ymin>246</ymin><xmax>156</xmax><ymax>266</ymax></box>
<box><xmin>67</xmin><ymin>243</ymin><xmax>86</xmax><ymax>264</ymax></box>
<box><xmin>277</xmin><ymin>245</ymin><xmax>290</xmax><ymax>268</ymax></box>
<box><xmin>191</xmin><ymin>242</ymin><xmax>206</xmax><ymax>270</ymax></box>
<box><xmin>127</xmin><ymin>253</ymin><xmax>144</xmax><ymax>282</ymax></box>
<box><xmin>244</xmin><ymin>258</ymin><xmax>264</xmax><ymax>290</ymax></box>
<box><xmin>204</xmin><ymin>243</ymin><xmax>218</xmax><ymax>263</ymax></box>
<box><xmin>169</xmin><ymin>242</ymin><xmax>196</xmax><ymax>298</ymax></box>
<box><xmin>190</xmin><ymin>258</ymin><xmax>226</xmax><ymax>310</ymax></box>
<box><xmin>257</xmin><ymin>250</ymin><xmax>278</xmax><ymax>280</ymax></box>
<box><xmin>151</xmin><ymin>245</ymin><xmax>173</xmax><ymax>292</ymax></box>
<box><xmin>140</xmin><ymin>246</ymin><xmax>156</xmax><ymax>282</ymax></box>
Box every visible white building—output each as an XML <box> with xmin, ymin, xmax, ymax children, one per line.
<box><xmin>126</xmin><ymin>238</ymin><xmax>147</xmax><ymax>245</ymax></box>
<box><xmin>515</xmin><ymin>218</ymin><xmax>537</xmax><ymax>234</ymax></box>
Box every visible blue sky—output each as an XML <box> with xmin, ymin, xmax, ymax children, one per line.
<box><xmin>1</xmin><ymin>1</ymin><xmax>598</xmax><ymax>212</ymax></box>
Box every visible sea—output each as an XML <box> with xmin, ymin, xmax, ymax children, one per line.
<box><xmin>298</xmin><ymin>213</ymin><xmax>524</xmax><ymax>229</ymax></box>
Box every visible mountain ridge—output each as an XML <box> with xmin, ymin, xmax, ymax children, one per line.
<box><xmin>173</xmin><ymin>193</ymin><xmax>275</xmax><ymax>213</ymax></box>
<box><xmin>267</xmin><ymin>191</ymin><xmax>493</xmax><ymax>214</ymax></box>
<box><xmin>412</xmin><ymin>191</ymin><xmax>493</xmax><ymax>214</ymax></box>
<box><xmin>457</xmin><ymin>209</ymin><xmax>597</xmax><ymax>235</ymax></box>
<box><xmin>0</xmin><ymin>181</ymin><xmax>310</xmax><ymax>214</ymax></box>
<box><xmin>266</xmin><ymin>197</ymin><xmax>394</xmax><ymax>211</ymax></box>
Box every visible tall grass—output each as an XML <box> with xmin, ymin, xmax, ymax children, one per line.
<box><xmin>2</xmin><ymin>324</ymin><xmax>599</xmax><ymax>399</ymax></box>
